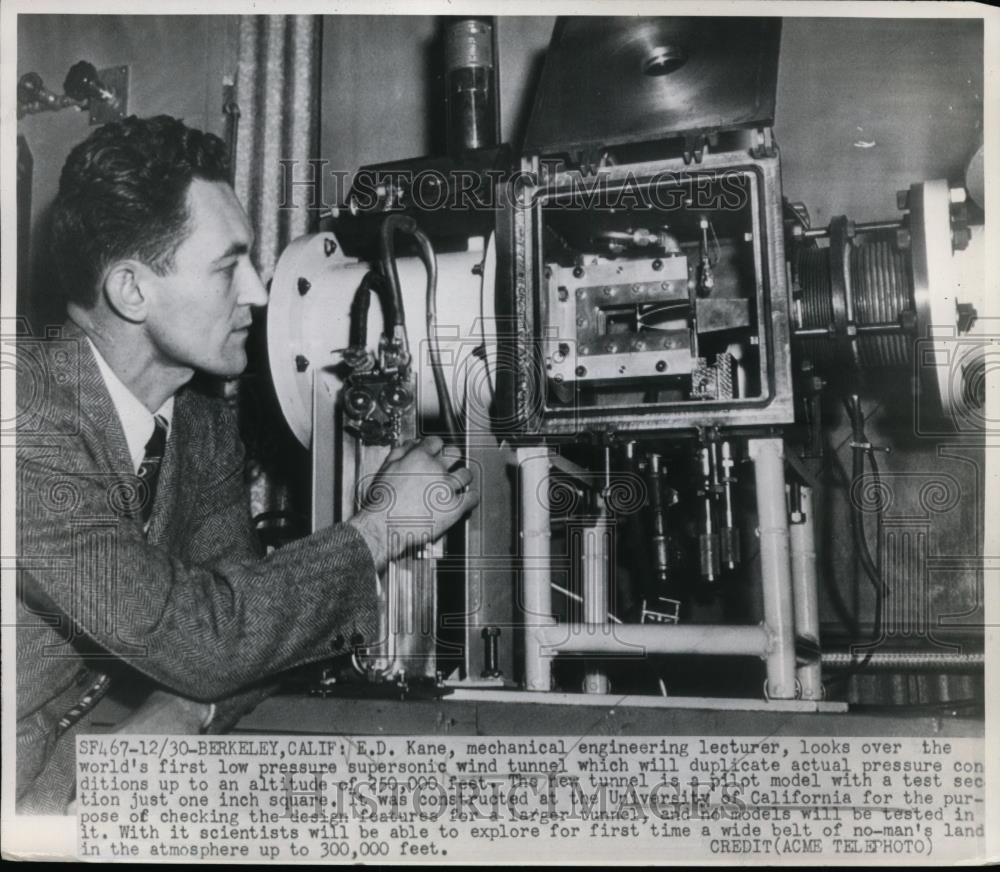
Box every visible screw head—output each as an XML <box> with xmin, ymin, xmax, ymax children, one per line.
<box><xmin>652</xmin><ymin>259</ymin><xmax>663</xmax><ymax>271</ymax></box>
<box><xmin>655</xmin><ymin>360</ymin><xmax>667</xmax><ymax>372</ymax></box>
<box><xmin>575</xmin><ymin>365</ymin><xmax>587</xmax><ymax>377</ymax></box>
<box><xmin>573</xmin><ymin>266</ymin><xmax>585</xmax><ymax>279</ymax></box>
<box><xmin>557</xmin><ymin>287</ymin><xmax>569</xmax><ymax>302</ymax></box>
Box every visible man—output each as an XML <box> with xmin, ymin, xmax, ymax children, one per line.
<box><xmin>15</xmin><ymin>115</ymin><xmax>478</xmax><ymax>813</ymax></box>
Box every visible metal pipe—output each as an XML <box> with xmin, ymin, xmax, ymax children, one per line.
<box><xmin>822</xmin><ymin>651</ymin><xmax>984</xmax><ymax>671</ymax></box>
<box><xmin>793</xmin><ymin>321</ymin><xmax>907</xmax><ymax>339</ymax></box>
<box><xmin>538</xmin><ymin>624</ymin><xmax>770</xmax><ymax>657</ymax></box>
<box><xmin>802</xmin><ymin>219</ymin><xmax>902</xmax><ymax>239</ymax></box>
<box><xmin>580</xmin><ymin>517</ymin><xmax>611</xmax><ymax>694</ymax></box>
<box><xmin>519</xmin><ymin>446</ymin><xmax>554</xmax><ymax>691</ymax></box>
<box><xmin>790</xmin><ymin>486</ymin><xmax>822</xmax><ymax>700</ymax></box>
<box><xmin>749</xmin><ymin>438</ymin><xmax>797</xmax><ymax>699</ymax></box>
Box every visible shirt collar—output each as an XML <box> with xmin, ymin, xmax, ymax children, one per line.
<box><xmin>87</xmin><ymin>337</ymin><xmax>174</xmax><ymax>474</ymax></box>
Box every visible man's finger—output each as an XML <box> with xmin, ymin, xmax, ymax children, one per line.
<box><xmin>420</xmin><ymin>435</ymin><xmax>445</xmax><ymax>457</ymax></box>
<box><xmin>448</xmin><ymin>467</ymin><xmax>474</xmax><ymax>493</ymax></box>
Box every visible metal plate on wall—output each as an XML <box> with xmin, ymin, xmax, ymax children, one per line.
<box><xmin>524</xmin><ymin>17</ymin><xmax>781</xmax><ymax>157</ymax></box>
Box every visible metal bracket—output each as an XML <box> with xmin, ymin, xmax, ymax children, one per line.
<box><xmin>89</xmin><ymin>66</ymin><xmax>129</xmax><ymax>125</ymax></box>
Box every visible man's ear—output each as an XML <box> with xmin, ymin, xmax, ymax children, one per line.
<box><xmin>102</xmin><ymin>261</ymin><xmax>149</xmax><ymax>323</ymax></box>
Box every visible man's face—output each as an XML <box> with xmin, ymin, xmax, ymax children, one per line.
<box><xmin>142</xmin><ymin>179</ymin><xmax>268</xmax><ymax>378</ymax></box>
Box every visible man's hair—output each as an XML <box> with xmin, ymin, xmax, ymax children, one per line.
<box><xmin>50</xmin><ymin>115</ymin><xmax>230</xmax><ymax>308</ymax></box>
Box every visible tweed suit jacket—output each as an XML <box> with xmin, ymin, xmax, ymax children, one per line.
<box><xmin>16</xmin><ymin>322</ymin><xmax>379</xmax><ymax>812</ymax></box>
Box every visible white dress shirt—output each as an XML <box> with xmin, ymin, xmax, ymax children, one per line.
<box><xmin>87</xmin><ymin>338</ymin><xmax>174</xmax><ymax>473</ymax></box>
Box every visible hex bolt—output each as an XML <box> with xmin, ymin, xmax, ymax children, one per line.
<box><xmin>557</xmin><ymin>287</ymin><xmax>569</xmax><ymax>302</ymax></box>
<box><xmin>577</xmin><ymin>317</ymin><xmax>588</xmax><ymax>327</ymax></box>
<box><xmin>607</xmin><ymin>342</ymin><xmax>618</xmax><ymax>354</ymax></box>
<box><xmin>573</xmin><ymin>266</ymin><xmax>585</xmax><ymax>279</ymax></box>
<box><xmin>655</xmin><ymin>360</ymin><xmax>668</xmax><ymax>372</ymax></box>
<box><xmin>558</xmin><ymin>342</ymin><xmax>571</xmax><ymax>358</ymax></box>
<box><xmin>631</xmin><ymin>284</ymin><xmax>641</xmax><ymax>294</ymax></box>
<box><xmin>579</xmin><ymin>346</ymin><xmax>590</xmax><ymax>356</ymax></box>
<box><xmin>575</xmin><ymin>365</ymin><xmax>587</xmax><ymax>377</ymax></box>
<box><xmin>604</xmin><ymin>286</ymin><xmax>615</xmax><ymax>297</ymax></box>
<box><xmin>652</xmin><ymin>259</ymin><xmax>663</xmax><ymax>271</ymax></box>
<box><xmin>949</xmin><ymin>187</ymin><xmax>967</xmax><ymax>205</ymax></box>
<box><xmin>744</xmin><ymin>232</ymin><xmax>754</xmax><ymax>242</ymax></box>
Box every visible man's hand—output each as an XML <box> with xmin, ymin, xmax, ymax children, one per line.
<box><xmin>347</xmin><ymin>435</ymin><xmax>479</xmax><ymax>570</ymax></box>
<box><xmin>111</xmin><ymin>689</ymin><xmax>212</xmax><ymax>735</ymax></box>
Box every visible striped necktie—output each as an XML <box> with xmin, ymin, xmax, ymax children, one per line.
<box><xmin>56</xmin><ymin>415</ymin><xmax>169</xmax><ymax>739</ymax></box>
<box><xmin>137</xmin><ymin>414</ymin><xmax>169</xmax><ymax>527</ymax></box>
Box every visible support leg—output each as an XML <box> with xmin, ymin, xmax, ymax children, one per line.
<box><xmin>790</xmin><ymin>486</ymin><xmax>822</xmax><ymax>700</ymax></box>
<box><xmin>519</xmin><ymin>446</ymin><xmax>553</xmax><ymax>691</ymax></box>
<box><xmin>749</xmin><ymin>438</ymin><xmax>797</xmax><ymax>700</ymax></box>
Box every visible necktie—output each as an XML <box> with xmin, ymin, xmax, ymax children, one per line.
<box><xmin>56</xmin><ymin>415</ymin><xmax>169</xmax><ymax>739</ymax></box>
<box><xmin>137</xmin><ymin>414</ymin><xmax>169</xmax><ymax>527</ymax></box>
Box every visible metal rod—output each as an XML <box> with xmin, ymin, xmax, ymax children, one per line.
<box><xmin>581</xmin><ymin>516</ymin><xmax>611</xmax><ymax>694</ymax></box>
<box><xmin>802</xmin><ymin>220</ymin><xmax>902</xmax><ymax>239</ymax></box>
<box><xmin>822</xmin><ymin>651</ymin><xmax>984</xmax><ymax>671</ymax></box>
<box><xmin>749</xmin><ymin>438</ymin><xmax>797</xmax><ymax>700</ymax></box>
<box><xmin>793</xmin><ymin>321</ymin><xmax>907</xmax><ymax>339</ymax></box>
<box><xmin>519</xmin><ymin>446</ymin><xmax>554</xmax><ymax>691</ymax></box>
<box><xmin>790</xmin><ymin>486</ymin><xmax>822</xmax><ymax>700</ymax></box>
<box><xmin>537</xmin><ymin>623</ymin><xmax>770</xmax><ymax>657</ymax></box>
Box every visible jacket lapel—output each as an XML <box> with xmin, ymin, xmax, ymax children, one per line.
<box><xmin>65</xmin><ymin>322</ymin><xmax>134</xmax><ymax>478</ymax></box>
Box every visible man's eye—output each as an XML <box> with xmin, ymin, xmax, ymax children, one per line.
<box><xmin>220</xmin><ymin>262</ymin><xmax>238</xmax><ymax>277</ymax></box>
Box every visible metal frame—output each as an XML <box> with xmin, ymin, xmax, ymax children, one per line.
<box><xmin>516</xmin><ymin>436</ymin><xmax>814</xmax><ymax>704</ymax></box>
<box><xmin>495</xmin><ymin>148</ymin><xmax>795</xmax><ymax>438</ymax></box>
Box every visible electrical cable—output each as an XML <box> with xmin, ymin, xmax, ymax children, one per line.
<box><xmin>348</xmin><ymin>270</ymin><xmax>387</xmax><ymax>350</ymax></box>
<box><xmin>411</xmin><ymin>228</ymin><xmax>461</xmax><ymax>443</ymax></box>
<box><xmin>378</xmin><ymin>214</ymin><xmax>415</xmax><ymax>333</ymax></box>
<box><xmin>828</xmin><ymin>395</ymin><xmax>887</xmax><ymax>683</ymax></box>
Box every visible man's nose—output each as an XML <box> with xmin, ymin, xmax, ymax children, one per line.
<box><xmin>238</xmin><ymin>262</ymin><xmax>269</xmax><ymax>307</ymax></box>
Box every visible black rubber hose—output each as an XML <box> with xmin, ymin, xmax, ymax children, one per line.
<box><xmin>842</xmin><ymin>395</ymin><xmax>887</xmax><ymax>672</ymax></box>
<box><xmin>349</xmin><ymin>270</ymin><xmax>385</xmax><ymax>349</ymax></box>
<box><xmin>379</xmin><ymin>214</ymin><xmax>417</xmax><ymax>332</ymax></box>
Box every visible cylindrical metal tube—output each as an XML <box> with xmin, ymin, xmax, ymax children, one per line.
<box><xmin>519</xmin><ymin>446</ymin><xmax>554</xmax><ymax>691</ymax></box>
<box><xmin>749</xmin><ymin>438</ymin><xmax>797</xmax><ymax>700</ymax></box>
<box><xmin>445</xmin><ymin>19</ymin><xmax>498</xmax><ymax>154</ymax></box>
<box><xmin>581</xmin><ymin>518</ymin><xmax>611</xmax><ymax>694</ymax></box>
<box><xmin>822</xmin><ymin>651</ymin><xmax>984</xmax><ymax>671</ymax></box>
<box><xmin>538</xmin><ymin>624</ymin><xmax>770</xmax><ymax>657</ymax></box>
<box><xmin>647</xmin><ymin>454</ymin><xmax>670</xmax><ymax>588</ymax></box>
<box><xmin>790</xmin><ymin>486</ymin><xmax>822</xmax><ymax>700</ymax></box>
